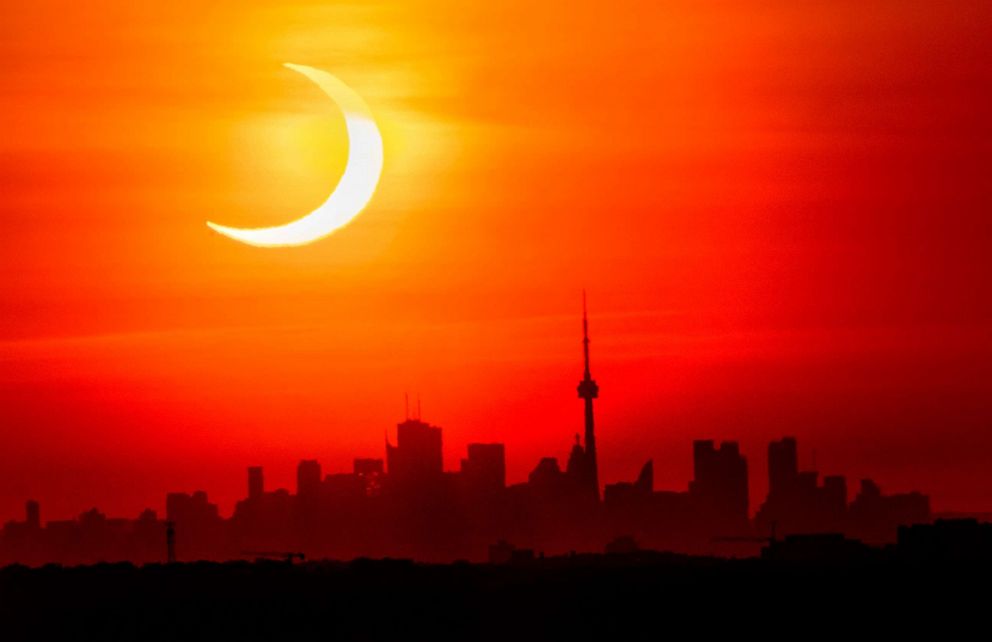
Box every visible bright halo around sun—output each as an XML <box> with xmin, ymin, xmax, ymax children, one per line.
<box><xmin>206</xmin><ymin>63</ymin><xmax>384</xmax><ymax>248</ymax></box>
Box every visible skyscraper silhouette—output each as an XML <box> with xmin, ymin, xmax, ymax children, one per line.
<box><xmin>297</xmin><ymin>460</ymin><xmax>322</xmax><ymax>498</ymax></box>
<box><xmin>690</xmin><ymin>440</ymin><xmax>749</xmax><ymax>534</ymax></box>
<box><xmin>768</xmin><ymin>437</ymin><xmax>798</xmax><ymax>499</ymax></box>
<box><xmin>247</xmin><ymin>466</ymin><xmax>264</xmax><ymax>501</ymax></box>
<box><xmin>461</xmin><ymin>443</ymin><xmax>506</xmax><ymax>494</ymax></box>
<box><xmin>386</xmin><ymin>419</ymin><xmax>443</xmax><ymax>483</ymax></box>
<box><xmin>25</xmin><ymin>500</ymin><xmax>40</xmax><ymax>530</ymax></box>
<box><xmin>577</xmin><ymin>292</ymin><xmax>600</xmax><ymax>500</ymax></box>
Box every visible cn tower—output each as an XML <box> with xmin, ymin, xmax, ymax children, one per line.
<box><xmin>577</xmin><ymin>292</ymin><xmax>600</xmax><ymax>500</ymax></box>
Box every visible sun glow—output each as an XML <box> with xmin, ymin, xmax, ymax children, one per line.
<box><xmin>206</xmin><ymin>63</ymin><xmax>384</xmax><ymax>248</ymax></box>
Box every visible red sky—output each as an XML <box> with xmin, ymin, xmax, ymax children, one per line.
<box><xmin>1</xmin><ymin>1</ymin><xmax>991</xmax><ymax>523</ymax></box>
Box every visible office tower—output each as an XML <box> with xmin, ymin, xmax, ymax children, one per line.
<box><xmin>296</xmin><ymin>460</ymin><xmax>322</xmax><ymax>497</ymax></box>
<box><xmin>691</xmin><ymin>440</ymin><xmax>749</xmax><ymax>528</ymax></box>
<box><xmin>768</xmin><ymin>437</ymin><xmax>798</xmax><ymax>498</ymax></box>
<box><xmin>461</xmin><ymin>443</ymin><xmax>506</xmax><ymax>493</ymax></box>
<box><xmin>247</xmin><ymin>466</ymin><xmax>264</xmax><ymax>501</ymax></box>
<box><xmin>386</xmin><ymin>418</ymin><xmax>443</xmax><ymax>482</ymax></box>
<box><xmin>25</xmin><ymin>500</ymin><xmax>40</xmax><ymax>529</ymax></box>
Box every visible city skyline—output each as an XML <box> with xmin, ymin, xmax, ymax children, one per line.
<box><xmin>3</xmin><ymin>301</ymin><xmax>965</xmax><ymax>527</ymax></box>
<box><xmin>1</xmin><ymin>309</ymin><xmax>943</xmax><ymax>566</ymax></box>
<box><xmin>0</xmin><ymin>422</ymin><xmax>936</xmax><ymax>565</ymax></box>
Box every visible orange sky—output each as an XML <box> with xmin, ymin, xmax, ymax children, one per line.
<box><xmin>2</xmin><ymin>1</ymin><xmax>991</xmax><ymax>522</ymax></box>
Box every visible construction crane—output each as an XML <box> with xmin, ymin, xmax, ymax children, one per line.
<box><xmin>243</xmin><ymin>551</ymin><xmax>306</xmax><ymax>564</ymax></box>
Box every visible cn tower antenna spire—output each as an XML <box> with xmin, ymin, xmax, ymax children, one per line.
<box><xmin>582</xmin><ymin>289</ymin><xmax>591</xmax><ymax>379</ymax></box>
<box><xmin>577</xmin><ymin>290</ymin><xmax>600</xmax><ymax>501</ymax></box>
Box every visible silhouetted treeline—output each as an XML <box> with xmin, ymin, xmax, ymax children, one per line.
<box><xmin>2</xmin><ymin>528</ymin><xmax>990</xmax><ymax>642</ymax></box>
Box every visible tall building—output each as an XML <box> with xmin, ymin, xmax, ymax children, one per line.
<box><xmin>768</xmin><ymin>437</ymin><xmax>798</xmax><ymax>499</ymax></box>
<box><xmin>386</xmin><ymin>419</ymin><xmax>443</xmax><ymax>483</ymax></box>
<box><xmin>166</xmin><ymin>491</ymin><xmax>220</xmax><ymax>523</ymax></box>
<box><xmin>461</xmin><ymin>443</ymin><xmax>506</xmax><ymax>493</ymax></box>
<box><xmin>576</xmin><ymin>292</ymin><xmax>600</xmax><ymax>500</ymax></box>
<box><xmin>247</xmin><ymin>466</ymin><xmax>264</xmax><ymax>501</ymax></box>
<box><xmin>353</xmin><ymin>458</ymin><xmax>384</xmax><ymax>476</ymax></box>
<box><xmin>690</xmin><ymin>440</ymin><xmax>749</xmax><ymax>532</ymax></box>
<box><xmin>164</xmin><ymin>491</ymin><xmax>222</xmax><ymax>561</ymax></box>
<box><xmin>822</xmin><ymin>475</ymin><xmax>848</xmax><ymax>519</ymax></box>
<box><xmin>354</xmin><ymin>458</ymin><xmax>384</xmax><ymax>497</ymax></box>
<box><xmin>25</xmin><ymin>500</ymin><xmax>40</xmax><ymax>530</ymax></box>
<box><xmin>757</xmin><ymin>437</ymin><xmax>850</xmax><ymax>536</ymax></box>
<box><xmin>296</xmin><ymin>460</ymin><xmax>322</xmax><ymax>497</ymax></box>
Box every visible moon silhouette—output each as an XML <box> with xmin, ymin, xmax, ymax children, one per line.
<box><xmin>206</xmin><ymin>63</ymin><xmax>384</xmax><ymax>247</ymax></box>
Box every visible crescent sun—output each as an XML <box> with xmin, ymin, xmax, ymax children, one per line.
<box><xmin>206</xmin><ymin>63</ymin><xmax>384</xmax><ymax>247</ymax></box>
